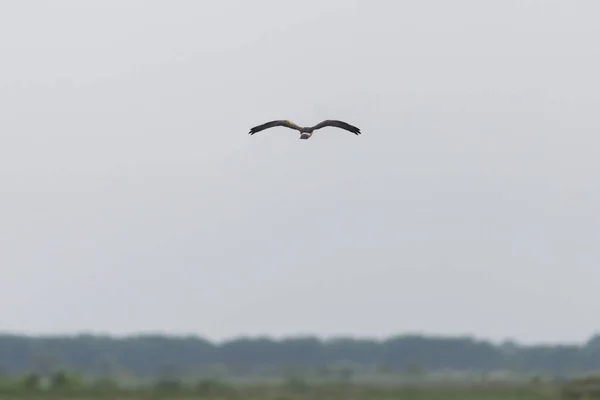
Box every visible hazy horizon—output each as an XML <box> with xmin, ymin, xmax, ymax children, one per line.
<box><xmin>0</xmin><ymin>329</ymin><xmax>596</xmax><ymax>348</ymax></box>
<box><xmin>1</xmin><ymin>1</ymin><xmax>599</xmax><ymax>346</ymax></box>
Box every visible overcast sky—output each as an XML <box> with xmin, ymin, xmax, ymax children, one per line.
<box><xmin>1</xmin><ymin>0</ymin><xmax>599</xmax><ymax>346</ymax></box>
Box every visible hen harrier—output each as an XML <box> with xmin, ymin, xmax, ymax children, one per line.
<box><xmin>248</xmin><ymin>119</ymin><xmax>361</xmax><ymax>140</ymax></box>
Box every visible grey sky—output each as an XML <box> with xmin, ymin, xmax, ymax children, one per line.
<box><xmin>1</xmin><ymin>0</ymin><xmax>599</xmax><ymax>345</ymax></box>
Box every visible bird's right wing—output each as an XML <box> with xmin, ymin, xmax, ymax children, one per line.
<box><xmin>248</xmin><ymin>120</ymin><xmax>301</xmax><ymax>135</ymax></box>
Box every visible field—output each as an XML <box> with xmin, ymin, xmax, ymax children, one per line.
<box><xmin>0</xmin><ymin>381</ymin><xmax>566</xmax><ymax>400</ymax></box>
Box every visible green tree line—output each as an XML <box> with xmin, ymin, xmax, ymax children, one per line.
<box><xmin>1</xmin><ymin>333</ymin><xmax>600</xmax><ymax>377</ymax></box>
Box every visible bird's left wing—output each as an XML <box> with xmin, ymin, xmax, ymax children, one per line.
<box><xmin>249</xmin><ymin>120</ymin><xmax>301</xmax><ymax>135</ymax></box>
<box><xmin>311</xmin><ymin>120</ymin><xmax>361</xmax><ymax>135</ymax></box>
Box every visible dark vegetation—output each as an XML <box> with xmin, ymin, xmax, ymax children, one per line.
<box><xmin>0</xmin><ymin>376</ymin><xmax>569</xmax><ymax>400</ymax></box>
<box><xmin>2</xmin><ymin>333</ymin><xmax>600</xmax><ymax>399</ymax></box>
<box><xmin>2</xmin><ymin>332</ymin><xmax>600</xmax><ymax>379</ymax></box>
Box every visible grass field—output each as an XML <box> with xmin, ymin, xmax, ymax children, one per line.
<box><xmin>0</xmin><ymin>382</ymin><xmax>565</xmax><ymax>400</ymax></box>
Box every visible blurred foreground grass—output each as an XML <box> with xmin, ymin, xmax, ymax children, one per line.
<box><xmin>0</xmin><ymin>379</ymin><xmax>562</xmax><ymax>400</ymax></box>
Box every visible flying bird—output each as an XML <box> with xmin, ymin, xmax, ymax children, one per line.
<box><xmin>248</xmin><ymin>119</ymin><xmax>361</xmax><ymax>140</ymax></box>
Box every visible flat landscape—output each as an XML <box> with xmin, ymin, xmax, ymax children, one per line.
<box><xmin>0</xmin><ymin>381</ymin><xmax>566</xmax><ymax>400</ymax></box>
<box><xmin>1</xmin><ymin>334</ymin><xmax>595</xmax><ymax>399</ymax></box>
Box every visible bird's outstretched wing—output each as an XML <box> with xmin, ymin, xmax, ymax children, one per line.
<box><xmin>310</xmin><ymin>120</ymin><xmax>361</xmax><ymax>135</ymax></box>
<box><xmin>248</xmin><ymin>120</ymin><xmax>301</xmax><ymax>135</ymax></box>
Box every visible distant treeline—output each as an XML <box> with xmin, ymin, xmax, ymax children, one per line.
<box><xmin>1</xmin><ymin>333</ymin><xmax>600</xmax><ymax>377</ymax></box>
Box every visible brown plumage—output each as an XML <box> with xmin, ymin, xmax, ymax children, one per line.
<box><xmin>248</xmin><ymin>119</ymin><xmax>361</xmax><ymax>140</ymax></box>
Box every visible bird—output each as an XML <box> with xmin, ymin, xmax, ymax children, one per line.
<box><xmin>248</xmin><ymin>119</ymin><xmax>361</xmax><ymax>140</ymax></box>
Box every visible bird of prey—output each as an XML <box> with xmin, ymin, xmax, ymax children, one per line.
<box><xmin>248</xmin><ymin>119</ymin><xmax>361</xmax><ymax>140</ymax></box>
